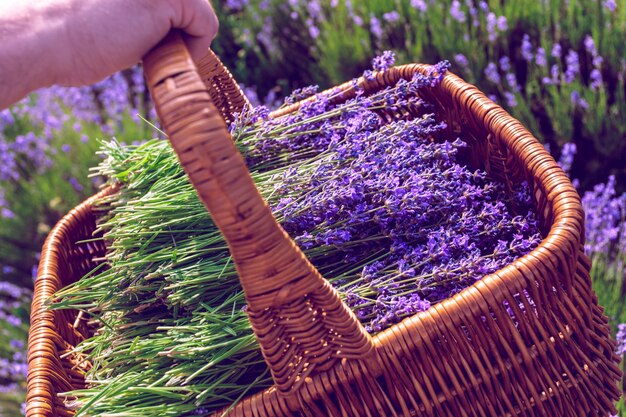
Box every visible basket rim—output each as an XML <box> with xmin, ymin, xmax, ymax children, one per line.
<box><xmin>27</xmin><ymin>63</ymin><xmax>589</xmax><ymax>417</ymax></box>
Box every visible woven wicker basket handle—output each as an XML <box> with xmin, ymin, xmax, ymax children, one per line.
<box><xmin>142</xmin><ymin>31</ymin><xmax>374</xmax><ymax>395</ymax></box>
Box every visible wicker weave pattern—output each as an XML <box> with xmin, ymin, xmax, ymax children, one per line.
<box><xmin>26</xmin><ymin>31</ymin><xmax>621</xmax><ymax>417</ymax></box>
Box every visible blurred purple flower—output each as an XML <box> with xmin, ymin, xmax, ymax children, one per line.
<box><xmin>590</xmin><ymin>69</ymin><xmax>603</xmax><ymax>89</ymax></box>
<box><xmin>617</xmin><ymin>324</ymin><xmax>626</xmax><ymax>355</ymax></box>
<box><xmin>535</xmin><ymin>47</ymin><xmax>547</xmax><ymax>67</ymax></box>
<box><xmin>450</xmin><ymin>0</ymin><xmax>466</xmax><ymax>23</ymax></box>
<box><xmin>506</xmin><ymin>73</ymin><xmax>519</xmax><ymax>92</ymax></box>
<box><xmin>499</xmin><ymin>56</ymin><xmax>511</xmax><ymax>72</ymax></box>
<box><xmin>370</xmin><ymin>15</ymin><xmax>383</xmax><ymax>40</ymax></box>
<box><xmin>582</xmin><ymin>175</ymin><xmax>626</xmax><ymax>256</ymax></box>
<box><xmin>521</xmin><ymin>34</ymin><xmax>533</xmax><ymax>61</ymax></box>
<box><xmin>383</xmin><ymin>11</ymin><xmax>400</xmax><ymax>23</ymax></box>
<box><xmin>454</xmin><ymin>54</ymin><xmax>469</xmax><ymax>68</ymax></box>
<box><xmin>551</xmin><ymin>43</ymin><xmax>562</xmax><ymax>58</ymax></box>
<box><xmin>61</xmin><ymin>143</ymin><xmax>71</xmax><ymax>153</ymax></box>
<box><xmin>411</xmin><ymin>0</ymin><xmax>428</xmax><ymax>12</ymax></box>
<box><xmin>496</xmin><ymin>15</ymin><xmax>508</xmax><ymax>31</ymax></box>
<box><xmin>570</xmin><ymin>90</ymin><xmax>588</xmax><ymax>110</ymax></box>
<box><xmin>504</xmin><ymin>92</ymin><xmax>517</xmax><ymax>107</ymax></box>
<box><xmin>308</xmin><ymin>22</ymin><xmax>320</xmax><ymax>39</ymax></box>
<box><xmin>557</xmin><ymin>143</ymin><xmax>577</xmax><ymax>174</ymax></box>
<box><xmin>564</xmin><ymin>50</ymin><xmax>580</xmax><ymax>83</ymax></box>
<box><xmin>69</xmin><ymin>177</ymin><xmax>84</xmax><ymax>193</ymax></box>
<box><xmin>478</xmin><ymin>1</ymin><xmax>489</xmax><ymax>11</ymax></box>
<box><xmin>486</xmin><ymin>12</ymin><xmax>497</xmax><ymax>42</ymax></box>
<box><xmin>584</xmin><ymin>35</ymin><xmax>597</xmax><ymax>57</ymax></box>
<box><xmin>484</xmin><ymin>62</ymin><xmax>501</xmax><ymax>84</ymax></box>
<box><xmin>604</xmin><ymin>0</ymin><xmax>617</xmax><ymax>12</ymax></box>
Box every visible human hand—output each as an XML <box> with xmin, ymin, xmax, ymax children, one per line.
<box><xmin>0</xmin><ymin>0</ymin><xmax>218</xmax><ymax>108</ymax></box>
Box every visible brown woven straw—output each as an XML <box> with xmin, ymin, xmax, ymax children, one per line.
<box><xmin>27</xmin><ymin>31</ymin><xmax>622</xmax><ymax>417</ymax></box>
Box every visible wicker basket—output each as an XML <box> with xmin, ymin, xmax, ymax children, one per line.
<box><xmin>27</xmin><ymin>31</ymin><xmax>622</xmax><ymax>417</ymax></box>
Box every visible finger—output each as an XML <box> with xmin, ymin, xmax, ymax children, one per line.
<box><xmin>170</xmin><ymin>0</ymin><xmax>219</xmax><ymax>61</ymax></box>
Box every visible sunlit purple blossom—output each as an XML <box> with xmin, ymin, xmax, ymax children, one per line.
<box><xmin>551</xmin><ymin>43</ymin><xmax>562</xmax><ymax>58</ymax></box>
<box><xmin>484</xmin><ymin>62</ymin><xmax>501</xmax><ymax>83</ymax></box>
<box><xmin>450</xmin><ymin>0</ymin><xmax>466</xmax><ymax>23</ymax></box>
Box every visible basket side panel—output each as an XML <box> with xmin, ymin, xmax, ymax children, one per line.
<box><xmin>26</xmin><ymin>189</ymin><xmax>112</xmax><ymax>417</ymax></box>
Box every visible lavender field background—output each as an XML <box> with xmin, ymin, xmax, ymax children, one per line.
<box><xmin>1</xmin><ymin>0</ymin><xmax>625</xmax><ymax>415</ymax></box>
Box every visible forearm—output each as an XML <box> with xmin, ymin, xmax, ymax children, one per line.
<box><xmin>0</xmin><ymin>0</ymin><xmax>218</xmax><ymax>110</ymax></box>
<box><xmin>0</xmin><ymin>2</ymin><xmax>63</xmax><ymax>109</ymax></box>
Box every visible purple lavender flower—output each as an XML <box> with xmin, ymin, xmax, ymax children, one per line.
<box><xmin>590</xmin><ymin>69</ymin><xmax>603</xmax><ymax>89</ymax></box>
<box><xmin>582</xmin><ymin>175</ymin><xmax>626</xmax><ymax>256</ymax></box>
<box><xmin>383</xmin><ymin>11</ymin><xmax>400</xmax><ymax>23</ymax></box>
<box><xmin>499</xmin><ymin>56</ymin><xmax>511</xmax><ymax>72</ymax></box>
<box><xmin>308</xmin><ymin>22</ymin><xmax>320</xmax><ymax>39</ymax></box>
<box><xmin>496</xmin><ymin>15</ymin><xmax>508</xmax><ymax>31</ymax></box>
<box><xmin>616</xmin><ymin>324</ymin><xmax>626</xmax><ymax>355</ymax></box>
<box><xmin>565</xmin><ymin>50</ymin><xmax>580</xmax><ymax>83</ymax></box>
<box><xmin>604</xmin><ymin>0</ymin><xmax>617</xmax><ymax>12</ymax></box>
<box><xmin>370</xmin><ymin>15</ymin><xmax>383</xmax><ymax>40</ymax></box>
<box><xmin>69</xmin><ymin>177</ymin><xmax>84</xmax><ymax>192</ymax></box>
<box><xmin>551</xmin><ymin>43</ymin><xmax>562</xmax><ymax>58</ymax></box>
<box><xmin>557</xmin><ymin>143</ymin><xmax>577</xmax><ymax>174</ymax></box>
<box><xmin>521</xmin><ymin>34</ymin><xmax>533</xmax><ymax>61</ymax></box>
<box><xmin>450</xmin><ymin>1</ymin><xmax>466</xmax><ymax>23</ymax></box>
<box><xmin>570</xmin><ymin>91</ymin><xmax>588</xmax><ymax>109</ymax></box>
<box><xmin>486</xmin><ymin>12</ymin><xmax>497</xmax><ymax>42</ymax></box>
<box><xmin>504</xmin><ymin>92</ymin><xmax>517</xmax><ymax>107</ymax></box>
<box><xmin>372</xmin><ymin>51</ymin><xmax>396</xmax><ymax>72</ymax></box>
<box><xmin>454</xmin><ymin>54</ymin><xmax>469</xmax><ymax>68</ymax></box>
<box><xmin>224</xmin><ymin>0</ymin><xmax>249</xmax><ymax>10</ymax></box>
<box><xmin>535</xmin><ymin>47</ymin><xmax>547</xmax><ymax>67</ymax></box>
<box><xmin>584</xmin><ymin>35</ymin><xmax>598</xmax><ymax>57</ymax></box>
<box><xmin>411</xmin><ymin>0</ymin><xmax>428</xmax><ymax>12</ymax></box>
<box><xmin>506</xmin><ymin>73</ymin><xmax>519</xmax><ymax>92</ymax></box>
<box><xmin>484</xmin><ymin>62</ymin><xmax>501</xmax><ymax>84</ymax></box>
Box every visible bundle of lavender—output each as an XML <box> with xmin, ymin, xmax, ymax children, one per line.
<box><xmin>52</xmin><ymin>55</ymin><xmax>542</xmax><ymax>416</ymax></box>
